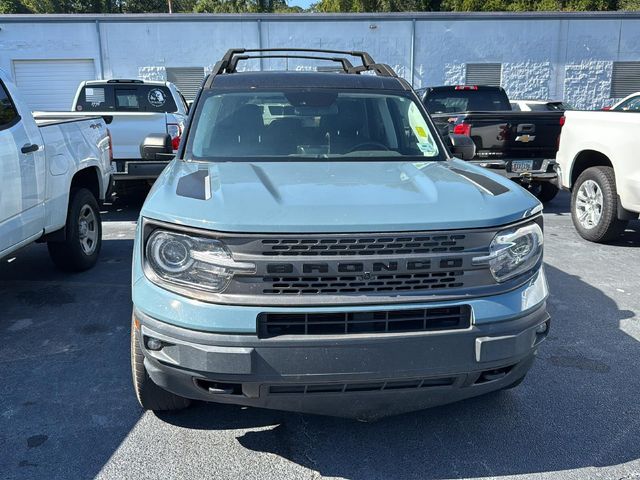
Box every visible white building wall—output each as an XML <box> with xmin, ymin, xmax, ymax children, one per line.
<box><xmin>0</xmin><ymin>12</ymin><xmax>639</xmax><ymax>110</ymax></box>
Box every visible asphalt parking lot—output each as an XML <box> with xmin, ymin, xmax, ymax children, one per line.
<box><xmin>1</xmin><ymin>190</ymin><xmax>639</xmax><ymax>480</ymax></box>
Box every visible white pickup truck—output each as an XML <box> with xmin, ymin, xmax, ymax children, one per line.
<box><xmin>35</xmin><ymin>79</ymin><xmax>188</xmax><ymax>183</ymax></box>
<box><xmin>556</xmin><ymin>110</ymin><xmax>640</xmax><ymax>242</ymax></box>
<box><xmin>0</xmin><ymin>70</ymin><xmax>112</xmax><ymax>271</ymax></box>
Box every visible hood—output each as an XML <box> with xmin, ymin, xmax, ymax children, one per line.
<box><xmin>142</xmin><ymin>159</ymin><xmax>540</xmax><ymax>233</ymax></box>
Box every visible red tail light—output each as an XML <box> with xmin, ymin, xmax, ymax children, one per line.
<box><xmin>453</xmin><ymin>122</ymin><xmax>471</xmax><ymax>136</ymax></box>
<box><xmin>106</xmin><ymin>128</ymin><xmax>113</xmax><ymax>162</ymax></box>
<box><xmin>167</xmin><ymin>123</ymin><xmax>183</xmax><ymax>151</ymax></box>
<box><xmin>557</xmin><ymin>116</ymin><xmax>565</xmax><ymax>150</ymax></box>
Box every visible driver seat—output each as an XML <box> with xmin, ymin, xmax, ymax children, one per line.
<box><xmin>323</xmin><ymin>100</ymin><xmax>367</xmax><ymax>154</ymax></box>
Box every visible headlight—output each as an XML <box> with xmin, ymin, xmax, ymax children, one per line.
<box><xmin>473</xmin><ymin>223</ymin><xmax>543</xmax><ymax>282</ymax></box>
<box><xmin>145</xmin><ymin>230</ymin><xmax>255</xmax><ymax>293</ymax></box>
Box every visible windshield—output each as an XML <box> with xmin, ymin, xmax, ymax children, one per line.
<box><xmin>527</xmin><ymin>102</ymin><xmax>573</xmax><ymax>112</ymax></box>
<box><xmin>187</xmin><ymin>89</ymin><xmax>442</xmax><ymax>160</ymax></box>
<box><xmin>424</xmin><ymin>89</ymin><xmax>511</xmax><ymax>113</ymax></box>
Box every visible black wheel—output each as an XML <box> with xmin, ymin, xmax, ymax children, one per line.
<box><xmin>571</xmin><ymin>166</ymin><xmax>627</xmax><ymax>243</ymax></box>
<box><xmin>47</xmin><ymin>188</ymin><xmax>102</xmax><ymax>272</ymax></box>
<box><xmin>528</xmin><ymin>182</ymin><xmax>559</xmax><ymax>203</ymax></box>
<box><xmin>131</xmin><ymin>314</ymin><xmax>191</xmax><ymax>411</ymax></box>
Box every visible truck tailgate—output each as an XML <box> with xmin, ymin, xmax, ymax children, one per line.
<box><xmin>433</xmin><ymin>111</ymin><xmax>563</xmax><ymax>160</ymax></box>
<box><xmin>93</xmin><ymin>112</ymin><xmax>169</xmax><ymax>160</ymax></box>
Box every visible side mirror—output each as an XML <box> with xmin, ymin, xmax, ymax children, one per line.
<box><xmin>448</xmin><ymin>134</ymin><xmax>476</xmax><ymax>160</ymax></box>
<box><xmin>140</xmin><ymin>134</ymin><xmax>175</xmax><ymax>161</ymax></box>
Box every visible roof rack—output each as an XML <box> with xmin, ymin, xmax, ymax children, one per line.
<box><xmin>208</xmin><ymin>48</ymin><xmax>398</xmax><ymax>81</ymax></box>
<box><xmin>227</xmin><ymin>54</ymin><xmax>356</xmax><ymax>74</ymax></box>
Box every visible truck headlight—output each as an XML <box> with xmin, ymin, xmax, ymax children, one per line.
<box><xmin>145</xmin><ymin>230</ymin><xmax>255</xmax><ymax>293</ymax></box>
<box><xmin>473</xmin><ymin>223</ymin><xmax>543</xmax><ymax>282</ymax></box>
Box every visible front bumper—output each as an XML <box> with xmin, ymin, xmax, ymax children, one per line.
<box><xmin>134</xmin><ymin>301</ymin><xmax>550</xmax><ymax>419</ymax></box>
<box><xmin>471</xmin><ymin>158</ymin><xmax>557</xmax><ymax>183</ymax></box>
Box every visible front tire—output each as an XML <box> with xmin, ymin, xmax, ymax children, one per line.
<box><xmin>47</xmin><ymin>188</ymin><xmax>102</xmax><ymax>271</ymax></box>
<box><xmin>571</xmin><ymin>166</ymin><xmax>627</xmax><ymax>243</ymax></box>
<box><xmin>131</xmin><ymin>314</ymin><xmax>191</xmax><ymax>411</ymax></box>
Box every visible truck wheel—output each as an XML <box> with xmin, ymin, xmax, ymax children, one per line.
<box><xmin>571</xmin><ymin>166</ymin><xmax>627</xmax><ymax>243</ymax></box>
<box><xmin>529</xmin><ymin>182</ymin><xmax>559</xmax><ymax>203</ymax></box>
<box><xmin>131</xmin><ymin>315</ymin><xmax>191</xmax><ymax>411</ymax></box>
<box><xmin>47</xmin><ymin>188</ymin><xmax>102</xmax><ymax>271</ymax></box>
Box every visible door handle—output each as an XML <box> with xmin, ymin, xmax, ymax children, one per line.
<box><xmin>21</xmin><ymin>143</ymin><xmax>40</xmax><ymax>154</ymax></box>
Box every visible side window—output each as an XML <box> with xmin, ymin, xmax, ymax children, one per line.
<box><xmin>0</xmin><ymin>81</ymin><xmax>19</xmax><ymax>129</ymax></box>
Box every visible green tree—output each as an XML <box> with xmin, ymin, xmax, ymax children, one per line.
<box><xmin>0</xmin><ymin>0</ymin><xmax>31</xmax><ymax>12</ymax></box>
<box><xmin>193</xmin><ymin>0</ymin><xmax>296</xmax><ymax>12</ymax></box>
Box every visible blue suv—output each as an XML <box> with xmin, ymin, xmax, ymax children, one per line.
<box><xmin>131</xmin><ymin>49</ymin><xmax>550</xmax><ymax>419</ymax></box>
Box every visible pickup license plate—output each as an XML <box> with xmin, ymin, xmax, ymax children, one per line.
<box><xmin>511</xmin><ymin>160</ymin><xmax>534</xmax><ymax>173</ymax></box>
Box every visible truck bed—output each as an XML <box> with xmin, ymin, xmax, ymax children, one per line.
<box><xmin>33</xmin><ymin>113</ymin><xmax>103</xmax><ymax>128</ymax></box>
<box><xmin>34</xmin><ymin>111</ymin><xmax>173</xmax><ymax>160</ymax></box>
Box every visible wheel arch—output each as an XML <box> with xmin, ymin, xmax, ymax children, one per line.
<box><xmin>70</xmin><ymin>166</ymin><xmax>101</xmax><ymax>201</ymax></box>
<box><xmin>570</xmin><ymin>150</ymin><xmax>613</xmax><ymax>189</ymax></box>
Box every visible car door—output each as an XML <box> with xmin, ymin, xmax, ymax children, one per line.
<box><xmin>0</xmin><ymin>78</ymin><xmax>46</xmax><ymax>255</ymax></box>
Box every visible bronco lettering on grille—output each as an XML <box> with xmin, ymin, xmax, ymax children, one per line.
<box><xmin>266</xmin><ymin>258</ymin><xmax>463</xmax><ymax>275</ymax></box>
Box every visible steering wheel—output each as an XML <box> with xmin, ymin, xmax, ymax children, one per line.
<box><xmin>347</xmin><ymin>141</ymin><xmax>390</xmax><ymax>153</ymax></box>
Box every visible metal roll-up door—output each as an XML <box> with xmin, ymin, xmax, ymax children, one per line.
<box><xmin>12</xmin><ymin>59</ymin><xmax>96</xmax><ymax>110</ymax></box>
<box><xmin>611</xmin><ymin>62</ymin><xmax>640</xmax><ymax>98</ymax></box>
<box><xmin>465</xmin><ymin>63</ymin><xmax>502</xmax><ymax>87</ymax></box>
<box><xmin>166</xmin><ymin>67</ymin><xmax>205</xmax><ymax>101</ymax></box>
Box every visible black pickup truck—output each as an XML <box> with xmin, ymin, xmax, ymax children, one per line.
<box><xmin>417</xmin><ymin>85</ymin><xmax>563</xmax><ymax>202</ymax></box>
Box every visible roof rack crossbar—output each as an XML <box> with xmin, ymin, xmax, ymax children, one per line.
<box><xmin>228</xmin><ymin>54</ymin><xmax>356</xmax><ymax>74</ymax></box>
<box><xmin>212</xmin><ymin>48</ymin><xmax>395</xmax><ymax>78</ymax></box>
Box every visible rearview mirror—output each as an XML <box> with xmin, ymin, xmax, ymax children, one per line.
<box><xmin>448</xmin><ymin>134</ymin><xmax>476</xmax><ymax>160</ymax></box>
<box><xmin>140</xmin><ymin>134</ymin><xmax>175</xmax><ymax>161</ymax></box>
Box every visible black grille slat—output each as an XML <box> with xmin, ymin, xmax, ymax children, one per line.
<box><xmin>268</xmin><ymin>376</ymin><xmax>456</xmax><ymax>395</ymax></box>
<box><xmin>260</xmin><ymin>234</ymin><xmax>466</xmax><ymax>256</ymax></box>
<box><xmin>258</xmin><ymin>306</ymin><xmax>470</xmax><ymax>338</ymax></box>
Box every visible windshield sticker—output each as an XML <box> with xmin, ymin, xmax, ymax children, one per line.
<box><xmin>148</xmin><ymin>89</ymin><xmax>167</xmax><ymax>108</ymax></box>
<box><xmin>415</xmin><ymin>126</ymin><xmax>427</xmax><ymax>138</ymax></box>
<box><xmin>417</xmin><ymin>142</ymin><xmax>438</xmax><ymax>155</ymax></box>
<box><xmin>406</xmin><ymin>102</ymin><xmax>438</xmax><ymax>157</ymax></box>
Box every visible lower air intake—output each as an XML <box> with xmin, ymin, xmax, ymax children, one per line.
<box><xmin>258</xmin><ymin>305</ymin><xmax>471</xmax><ymax>338</ymax></box>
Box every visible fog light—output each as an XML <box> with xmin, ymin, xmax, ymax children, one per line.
<box><xmin>536</xmin><ymin>321</ymin><xmax>549</xmax><ymax>334</ymax></box>
<box><xmin>146</xmin><ymin>337</ymin><xmax>163</xmax><ymax>351</ymax></box>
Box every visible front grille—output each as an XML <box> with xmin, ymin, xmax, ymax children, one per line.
<box><xmin>260</xmin><ymin>234</ymin><xmax>466</xmax><ymax>256</ymax></box>
<box><xmin>258</xmin><ymin>305</ymin><xmax>471</xmax><ymax>338</ymax></box>
<box><xmin>262</xmin><ymin>271</ymin><xmax>464</xmax><ymax>295</ymax></box>
<box><xmin>212</xmin><ymin>227</ymin><xmax>501</xmax><ymax>305</ymax></box>
<box><xmin>268</xmin><ymin>376</ymin><xmax>456</xmax><ymax>395</ymax></box>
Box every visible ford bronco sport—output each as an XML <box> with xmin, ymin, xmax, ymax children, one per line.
<box><xmin>130</xmin><ymin>49</ymin><xmax>550</xmax><ymax>419</ymax></box>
